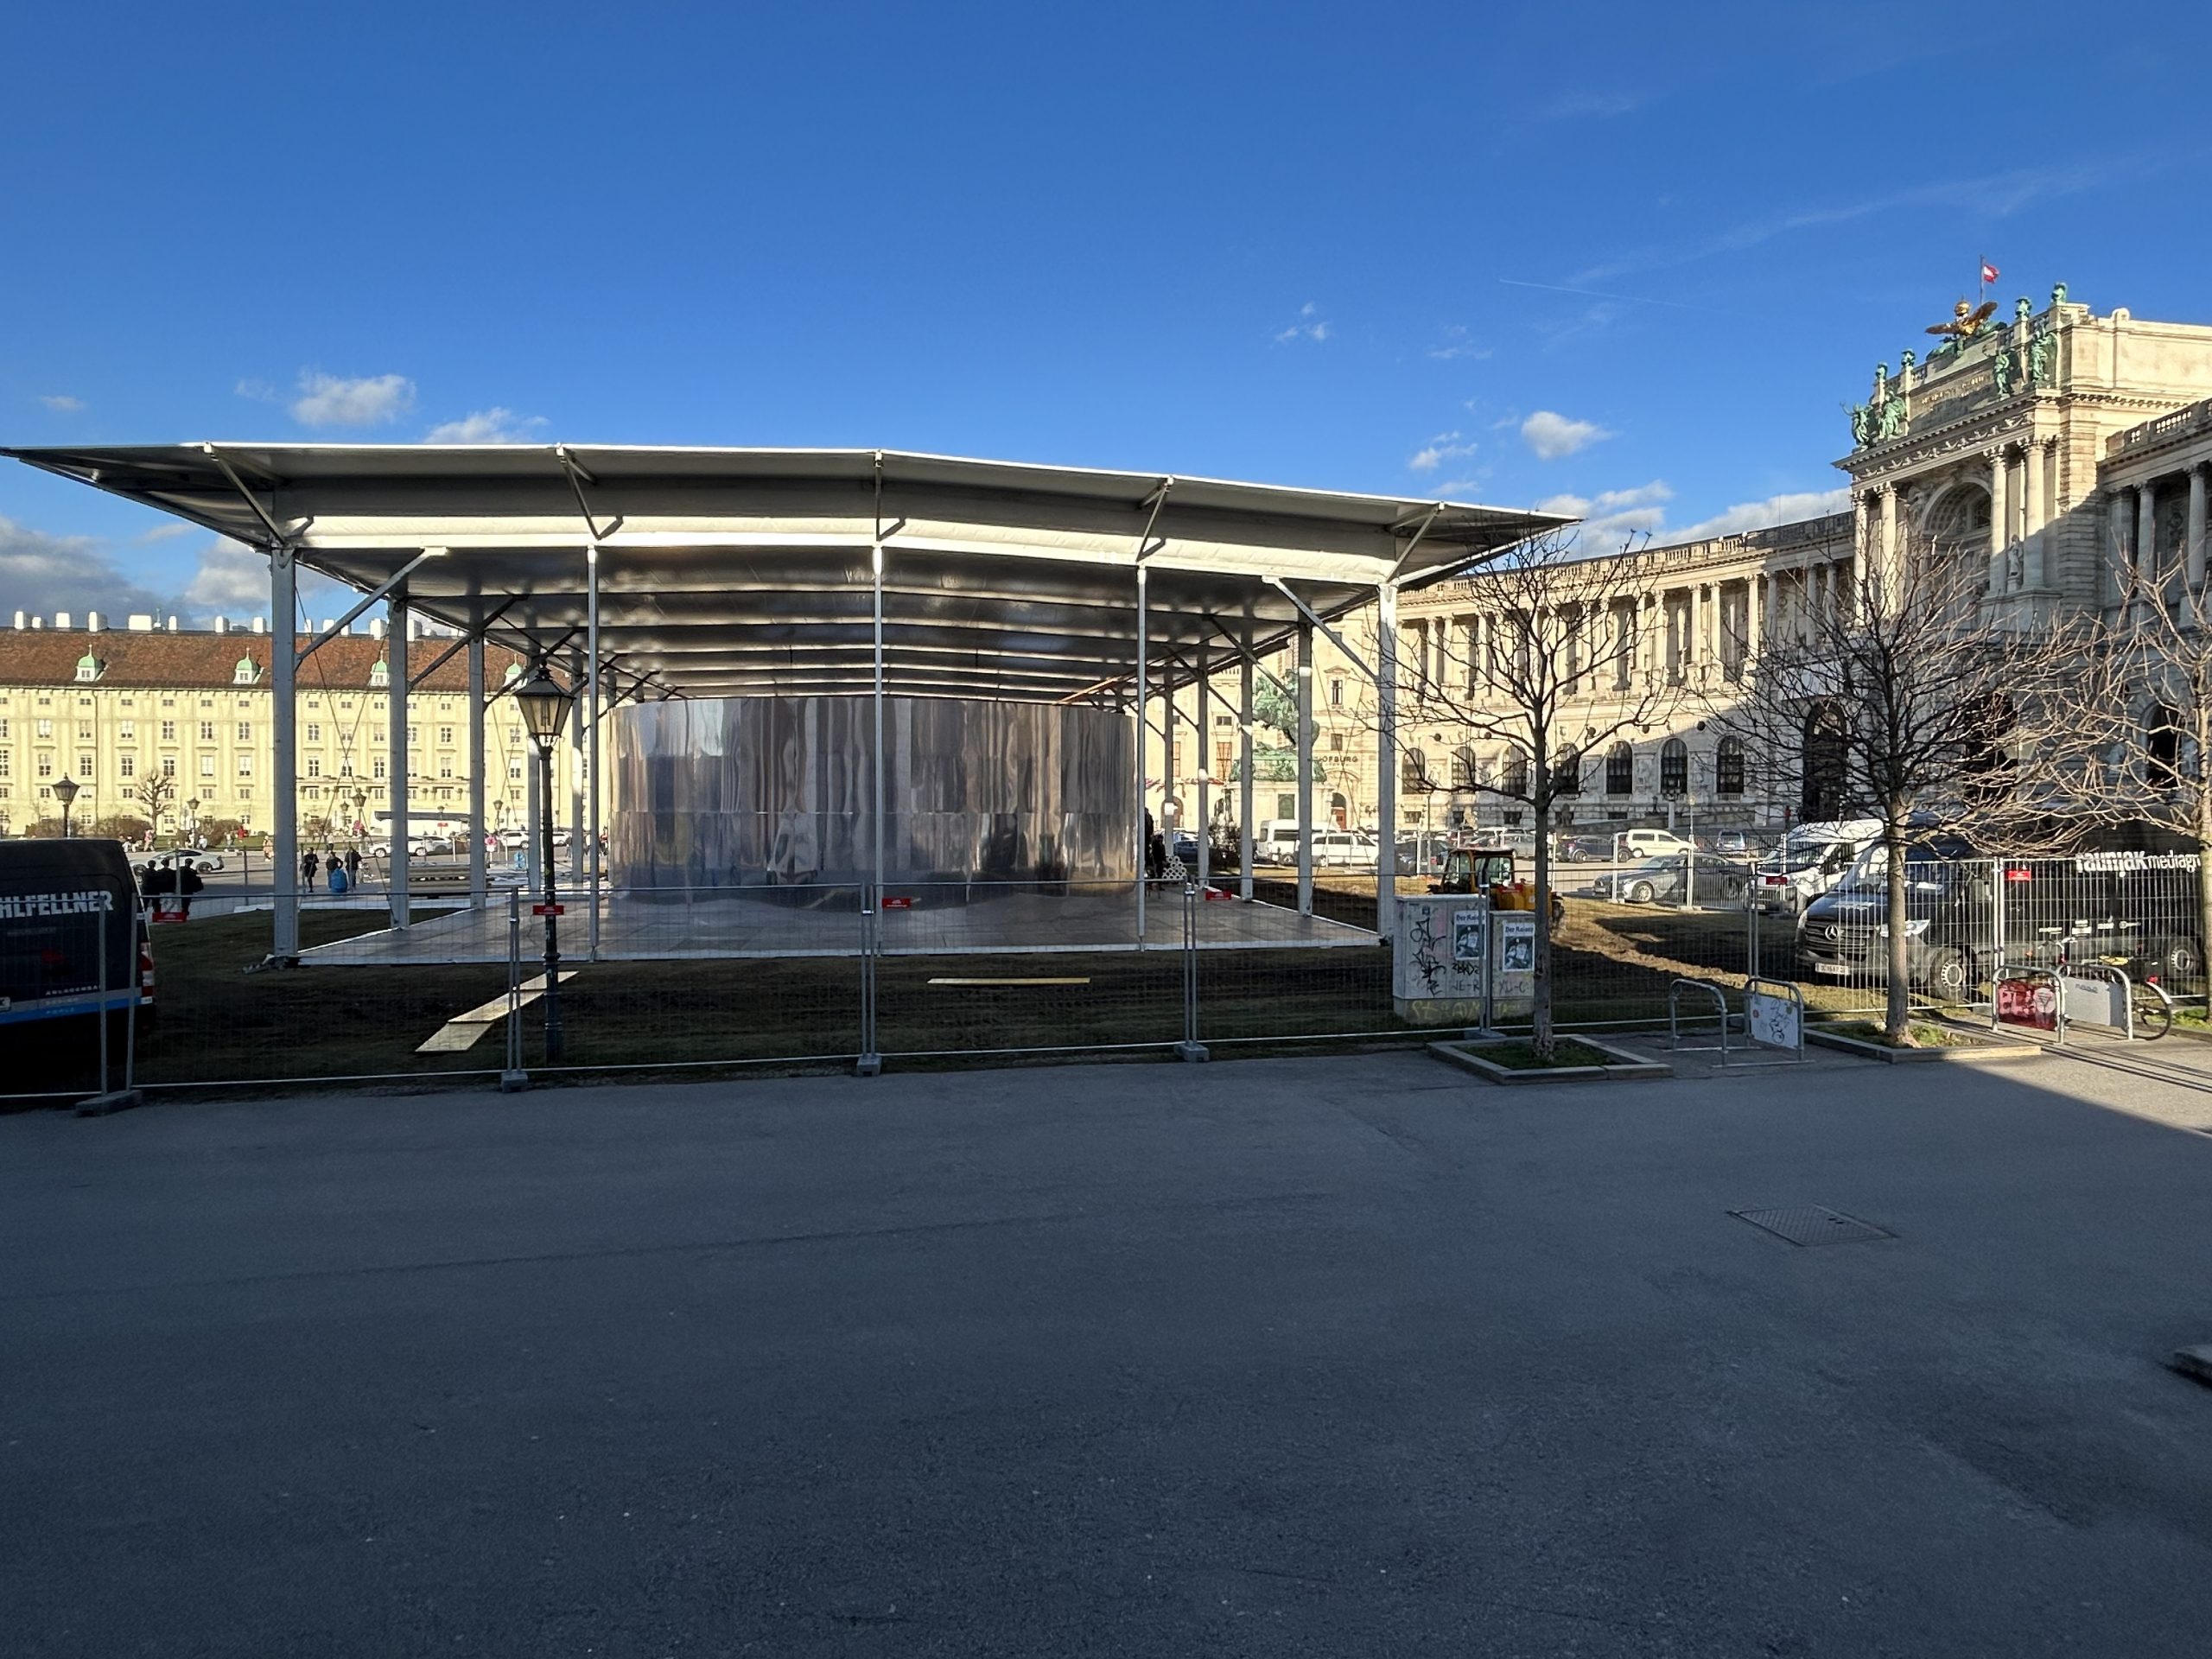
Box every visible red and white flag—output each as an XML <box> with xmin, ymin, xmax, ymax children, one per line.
<box><xmin>1980</xmin><ymin>261</ymin><xmax>2000</xmax><ymax>286</ymax></box>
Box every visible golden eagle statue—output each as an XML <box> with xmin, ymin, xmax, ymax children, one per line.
<box><xmin>1927</xmin><ymin>298</ymin><xmax>1999</xmax><ymax>340</ymax></box>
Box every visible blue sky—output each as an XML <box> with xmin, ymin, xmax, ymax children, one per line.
<box><xmin>3</xmin><ymin>0</ymin><xmax>2203</xmax><ymax>623</ymax></box>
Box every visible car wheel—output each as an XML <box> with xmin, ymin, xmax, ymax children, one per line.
<box><xmin>1629</xmin><ymin>880</ymin><xmax>1655</xmax><ymax>904</ymax></box>
<box><xmin>1923</xmin><ymin>946</ymin><xmax>1970</xmax><ymax>1001</ymax></box>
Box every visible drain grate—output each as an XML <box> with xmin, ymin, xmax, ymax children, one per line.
<box><xmin>1730</xmin><ymin>1205</ymin><xmax>1894</xmax><ymax>1246</ymax></box>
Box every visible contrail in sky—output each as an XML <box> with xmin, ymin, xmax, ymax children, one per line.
<box><xmin>1496</xmin><ymin>277</ymin><xmax>1724</xmax><ymax>313</ymax></box>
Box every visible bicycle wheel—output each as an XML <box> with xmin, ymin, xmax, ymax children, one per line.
<box><xmin>2134</xmin><ymin>982</ymin><xmax>2174</xmax><ymax>1040</ymax></box>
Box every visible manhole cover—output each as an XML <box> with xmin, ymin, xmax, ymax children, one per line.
<box><xmin>1730</xmin><ymin>1205</ymin><xmax>1894</xmax><ymax>1246</ymax></box>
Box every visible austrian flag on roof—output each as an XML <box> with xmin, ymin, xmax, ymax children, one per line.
<box><xmin>1980</xmin><ymin>261</ymin><xmax>2000</xmax><ymax>285</ymax></box>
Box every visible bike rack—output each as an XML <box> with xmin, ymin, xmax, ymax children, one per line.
<box><xmin>1741</xmin><ymin>976</ymin><xmax>1808</xmax><ymax>1061</ymax></box>
<box><xmin>1669</xmin><ymin>976</ymin><xmax>1731</xmax><ymax>1055</ymax></box>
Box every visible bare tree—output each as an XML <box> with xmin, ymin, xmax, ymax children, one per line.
<box><xmin>130</xmin><ymin>772</ymin><xmax>176</xmax><ymax>840</ymax></box>
<box><xmin>2030</xmin><ymin>562</ymin><xmax>2212</xmax><ymax>985</ymax></box>
<box><xmin>1357</xmin><ymin>528</ymin><xmax>1687</xmax><ymax>1058</ymax></box>
<box><xmin>1716</xmin><ymin>522</ymin><xmax>2053</xmax><ymax>1041</ymax></box>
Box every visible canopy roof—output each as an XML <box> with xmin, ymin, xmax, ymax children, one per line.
<box><xmin>4</xmin><ymin>443</ymin><xmax>1567</xmax><ymax>703</ymax></box>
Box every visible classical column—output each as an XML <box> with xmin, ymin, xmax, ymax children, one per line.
<box><xmin>467</xmin><ymin>632</ymin><xmax>486</xmax><ymax>906</ymax></box>
<box><xmin>1988</xmin><ymin>449</ymin><xmax>2010</xmax><ymax>594</ymax></box>
<box><xmin>1880</xmin><ymin>486</ymin><xmax>1902</xmax><ymax>607</ymax></box>
<box><xmin>388</xmin><ymin>597</ymin><xmax>410</xmax><ymax>931</ymax></box>
<box><xmin>2188</xmin><ymin>466</ymin><xmax>2209</xmax><ymax>591</ymax></box>
<box><xmin>1744</xmin><ymin>574</ymin><xmax>1762</xmax><ymax>664</ymax></box>
<box><xmin>2023</xmin><ymin>441</ymin><xmax>2046</xmax><ymax>588</ymax></box>
<box><xmin>2107</xmin><ymin>490</ymin><xmax>2134</xmax><ymax>605</ymax></box>
<box><xmin>270</xmin><ymin>544</ymin><xmax>299</xmax><ymax>962</ymax></box>
<box><xmin>2135</xmin><ymin>480</ymin><xmax>2160</xmax><ymax>593</ymax></box>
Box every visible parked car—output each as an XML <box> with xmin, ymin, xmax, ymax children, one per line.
<box><xmin>1745</xmin><ymin>819</ymin><xmax>1880</xmax><ymax>914</ymax></box>
<box><xmin>1170</xmin><ymin>830</ymin><xmax>1201</xmax><ymax>866</ymax></box>
<box><xmin>1614</xmin><ymin>829</ymin><xmax>1693</xmax><ymax>859</ymax></box>
<box><xmin>130</xmin><ymin>850</ymin><xmax>225</xmax><ymax>875</ymax></box>
<box><xmin>1695</xmin><ymin>830</ymin><xmax>1767</xmax><ymax>858</ymax></box>
<box><xmin>365</xmin><ymin>836</ymin><xmax>447</xmax><ymax>859</ymax></box>
<box><xmin>1554</xmin><ymin>835</ymin><xmax>1613</xmax><ymax>863</ymax></box>
<box><xmin>1313</xmin><ymin>830</ymin><xmax>1378</xmax><ymax>868</ymax></box>
<box><xmin>1608</xmin><ymin>854</ymin><xmax>1750</xmax><ymax>906</ymax></box>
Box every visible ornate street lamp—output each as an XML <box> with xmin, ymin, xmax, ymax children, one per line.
<box><xmin>53</xmin><ymin>775</ymin><xmax>80</xmax><ymax>838</ymax></box>
<box><xmin>512</xmin><ymin>665</ymin><xmax>575</xmax><ymax>1062</ymax></box>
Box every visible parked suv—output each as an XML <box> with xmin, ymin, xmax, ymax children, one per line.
<box><xmin>1797</xmin><ymin>838</ymin><xmax>2202</xmax><ymax>998</ymax></box>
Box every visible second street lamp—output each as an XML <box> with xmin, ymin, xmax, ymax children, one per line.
<box><xmin>53</xmin><ymin>775</ymin><xmax>80</xmax><ymax>839</ymax></box>
<box><xmin>512</xmin><ymin>665</ymin><xmax>575</xmax><ymax>1063</ymax></box>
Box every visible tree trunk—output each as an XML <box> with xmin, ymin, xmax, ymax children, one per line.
<box><xmin>1884</xmin><ymin>808</ymin><xmax>1912</xmax><ymax>1044</ymax></box>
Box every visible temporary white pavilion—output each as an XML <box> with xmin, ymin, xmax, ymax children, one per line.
<box><xmin>5</xmin><ymin>443</ymin><xmax>1567</xmax><ymax>958</ymax></box>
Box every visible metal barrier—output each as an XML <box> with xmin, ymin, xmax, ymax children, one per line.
<box><xmin>1741</xmin><ymin>976</ymin><xmax>1807</xmax><ymax>1061</ymax></box>
<box><xmin>1669</xmin><ymin>977</ymin><xmax>1731</xmax><ymax>1055</ymax></box>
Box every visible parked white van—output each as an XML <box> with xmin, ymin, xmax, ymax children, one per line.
<box><xmin>1745</xmin><ymin>818</ymin><xmax>1880</xmax><ymax>913</ymax></box>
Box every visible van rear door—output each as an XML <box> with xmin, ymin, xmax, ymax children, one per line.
<box><xmin>0</xmin><ymin>840</ymin><xmax>143</xmax><ymax>1027</ymax></box>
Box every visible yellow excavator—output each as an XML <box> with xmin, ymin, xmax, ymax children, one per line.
<box><xmin>1430</xmin><ymin>846</ymin><xmax>1567</xmax><ymax>925</ymax></box>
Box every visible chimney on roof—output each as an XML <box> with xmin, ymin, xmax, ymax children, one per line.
<box><xmin>54</xmin><ymin>611</ymin><xmax>72</xmax><ymax>629</ymax></box>
<box><xmin>250</xmin><ymin>616</ymin><xmax>266</xmax><ymax>633</ymax></box>
<box><xmin>213</xmin><ymin>616</ymin><xmax>230</xmax><ymax>634</ymax></box>
<box><xmin>127</xmin><ymin>613</ymin><xmax>155</xmax><ymax>631</ymax></box>
<box><xmin>166</xmin><ymin>615</ymin><xmax>179</xmax><ymax>632</ymax></box>
<box><xmin>369</xmin><ymin>617</ymin><xmax>387</xmax><ymax>640</ymax></box>
<box><xmin>408</xmin><ymin>613</ymin><xmax>423</xmax><ymax>641</ymax></box>
<box><xmin>31</xmin><ymin>616</ymin><xmax>44</xmax><ymax>629</ymax></box>
<box><xmin>86</xmin><ymin>611</ymin><xmax>104</xmax><ymax>632</ymax></box>
<box><xmin>10</xmin><ymin>611</ymin><xmax>22</xmax><ymax>630</ymax></box>
<box><xmin>319</xmin><ymin>619</ymin><xmax>334</xmax><ymax>633</ymax></box>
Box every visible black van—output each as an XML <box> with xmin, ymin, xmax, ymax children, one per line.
<box><xmin>1797</xmin><ymin>836</ymin><xmax>2201</xmax><ymax>998</ymax></box>
<box><xmin>0</xmin><ymin>838</ymin><xmax>152</xmax><ymax>1036</ymax></box>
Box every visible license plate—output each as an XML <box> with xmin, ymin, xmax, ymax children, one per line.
<box><xmin>1811</xmin><ymin>963</ymin><xmax>1852</xmax><ymax>977</ymax></box>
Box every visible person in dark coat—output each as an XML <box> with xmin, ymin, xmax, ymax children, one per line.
<box><xmin>344</xmin><ymin>847</ymin><xmax>362</xmax><ymax>884</ymax></box>
<box><xmin>301</xmin><ymin>849</ymin><xmax>320</xmax><ymax>887</ymax></box>
<box><xmin>176</xmin><ymin>857</ymin><xmax>204</xmax><ymax>918</ymax></box>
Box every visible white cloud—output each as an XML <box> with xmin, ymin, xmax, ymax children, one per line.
<box><xmin>136</xmin><ymin>523</ymin><xmax>193</xmax><ymax>543</ymax></box>
<box><xmin>288</xmin><ymin>372</ymin><xmax>416</xmax><ymax>428</ymax></box>
<box><xmin>1407</xmin><ymin>431</ymin><xmax>1478</xmax><ymax>473</ymax></box>
<box><xmin>1657</xmin><ymin>487</ymin><xmax>1853</xmax><ymax>545</ymax></box>
<box><xmin>39</xmin><ymin>394</ymin><xmax>85</xmax><ymax>413</ymax></box>
<box><xmin>1538</xmin><ymin>480</ymin><xmax>1675</xmax><ymax>545</ymax></box>
<box><xmin>1274</xmin><ymin>301</ymin><xmax>1330</xmax><ymax>344</ymax></box>
<box><xmin>1427</xmin><ymin>326</ymin><xmax>1491</xmax><ymax>362</ymax></box>
<box><xmin>1521</xmin><ymin>410</ymin><xmax>1611</xmax><ymax>460</ymax></box>
<box><xmin>181</xmin><ymin>538</ymin><xmax>270</xmax><ymax>613</ymax></box>
<box><xmin>0</xmin><ymin>518</ymin><xmax>176</xmax><ymax>620</ymax></box>
<box><xmin>423</xmin><ymin>407</ymin><xmax>549</xmax><ymax>444</ymax></box>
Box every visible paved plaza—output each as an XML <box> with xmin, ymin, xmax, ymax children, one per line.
<box><xmin>6</xmin><ymin>1048</ymin><xmax>2212</xmax><ymax>1655</ymax></box>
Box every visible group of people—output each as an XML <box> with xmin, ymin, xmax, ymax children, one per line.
<box><xmin>300</xmin><ymin>848</ymin><xmax>363</xmax><ymax>893</ymax></box>
<box><xmin>137</xmin><ymin>855</ymin><xmax>205</xmax><ymax>917</ymax></box>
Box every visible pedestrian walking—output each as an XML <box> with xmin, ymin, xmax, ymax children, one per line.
<box><xmin>301</xmin><ymin>849</ymin><xmax>320</xmax><ymax>887</ymax></box>
<box><xmin>344</xmin><ymin>847</ymin><xmax>361</xmax><ymax>884</ymax></box>
<box><xmin>176</xmin><ymin>857</ymin><xmax>204</xmax><ymax>918</ymax></box>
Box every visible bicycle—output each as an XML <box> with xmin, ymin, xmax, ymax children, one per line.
<box><xmin>2089</xmin><ymin>953</ymin><xmax>2174</xmax><ymax>1039</ymax></box>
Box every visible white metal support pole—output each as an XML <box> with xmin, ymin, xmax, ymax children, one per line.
<box><xmin>270</xmin><ymin>543</ymin><xmax>300</xmax><ymax>962</ymax></box>
<box><xmin>1376</xmin><ymin>582</ymin><xmax>1400</xmax><ymax>938</ymax></box>
<box><xmin>388</xmin><ymin>596</ymin><xmax>410</xmax><ymax>930</ymax></box>
<box><xmin>872</xmin><ymin>537</ymin><xmax>887</xmax><ymax>899</ymax></box>
<box><xmin>1195</xmin><ymin>647</ymin><xmax>1211</xmax><ymax>893</ymax></box>
<box><xmin>587</xmin><ymin>546</ymin><xmax>602</xmax><ymax>961</ymax></box>
<box><xmin>1135</xmin><ymin>563</ymin><xmax>1149</xmax><ymax>945</ymax></box>
<box><xmin>467</xmin><ymin>633</ymin><xmax>487</xmax><ymax>906</ymax></box>
<box><xmin>1295</xmin><ymin>620</ymin><xmax>1314</xmax><ymax>917</ymax></box>
<box><xmin>862</xmin><ymin>530</ymin><xmax>887</xmax><ymax>1076</ymax></box>
<box><xmin>1237</xmin><ymin>648</ymin><xmax>1255</xmax><ymax>902</ymax></box>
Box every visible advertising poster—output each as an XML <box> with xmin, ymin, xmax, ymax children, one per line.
<box><xmin>1498</xmin><ymin>915</ymin><xmax>1535</xmax><ymax>975</ymax></box>
<box><xmin>1452</xmin><ymin>907</ymin><xmax>1486</xmax><ymax>965</ymax></box>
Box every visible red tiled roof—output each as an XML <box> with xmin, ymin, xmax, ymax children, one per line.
<box><xmin>0</xmin><ymin>629</ymin><xmax>524</xmax><ymax>691</ymax></box>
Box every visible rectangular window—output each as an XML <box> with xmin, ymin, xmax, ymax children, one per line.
<box><xmin>306</xmin><ymin>757</ymin><xmax>321</xmax><ymax>779</ymax></box>
<box><xmin>438</xmin><ymin>726</ymin><xmax>453</xmax><ymax>745</ymax></box>
<box><xmin>79</xmin><ymin>753</ymin><xmax>95</xmax><ymax>775</ymax></box>
<box><xmin>1329</xmin><ymin>680</ymin><xmax>1344</xmax><ymax>708</ymax></box>
<box><xmin>199</xmin><ymin>721</ymin><xmax>214</xmax><ymax>741</ymax></box>
<box><xmin>372</xmin><ymin>758</ymin><xmax>387</xmax><ymax>780</ymax></box>
<box><xmin>437</xmin><ymin>761</ymin><xmax>454</xmax><ymax>779</ymax></box>
<box><xmin>0</xmin><ymin>753</ymin><xmax>9</xmax><ymax>778</ymax></box>
<box><xmin>1214</xmin><ymin>741</ymin><xmax>1232</xmax><ymax>776</ymax></box>
<box><xmin>407</xmin><ymin>726</ymin><xmax>419</xmax><ymax>747</ymax></box>
<box><xmin>119</xmin><ymin>721</ymin><xmax>134</xmax><ymax>740</ymax></box>
<box><xmin>35</xmin><ymin>753</ymin><xmax>53</xmax><ymax>778</ymax></box>
<box><xmin>199</xmin><ymin>755</ymin><xmax>215</xmax><ymax>779</ymax></box>
<box><xmin>238</xmin><ymin>755</ymin><xmax>252</xmax><ymax>777</ymax></box>
<box><xmin>507</xmin><ymin>760</ymin><xmax>523</xmax><ymax>780</ymax></box>
<box><xmin>161</xmin><ymin>757</ymin><xmax>175</xmax><ymax>777</ymax></box>
<box><xmin>237</xmin><ymin>785</ymin><xmax>251</xmax><ymax>800</ymax></box>
<box><xmin>306</xmin><ymin>723</ymin><xmax>321</xmax><ymax>743</ymax></box>
<box><xmin>238</xmin><ymin>721</ymin><xmax>251</xmax><ymax>742</ymax></box>
<box><xmin>0</xmin><ymin>719</ymin><xmax>8</xmax><ymax>739</ymax></box>
<box><xmin>35</xmin><ymin>719</ymin><xmax>53</xmax><ymax>738</ymax></box>
<box><xmin>160</xmin><ymin>721</ymin><xmax>175</xmax><ymax>742</ymax></box>
<box><xmin>1329</xmin><ymin>732</ymin><xmax>1344</xmax><ymax>752</ymax></box>
<box><xmin>78</xmin><ymin>722</ymin><xmax>93</xmax><ymax>741</ymax></box>
<box><xmin>118</xmin><ymin>755</ymin><xmax>134</xmax><ymax>779</ymax></box>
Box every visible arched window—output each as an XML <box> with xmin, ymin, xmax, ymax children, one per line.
<box><xmin>1402</xmin><ymin>746</ymin><xmax>1429</xmax><ymax>792</ymax></box>
<box><xmin>2148</xmin><ymin>704</ymin><xmax>2182</xmax><ymax>790</ymax></box>
<box><xmin>1328</xmin><ymin>790</ymin><xmax>1348</xmax><ymax>829</ymax></box>
<box><xmin>1802</xmin><ymin>702</ymin><xmax>1849</xmax><ymax>820</ymax></box>
<box><xmin>1499</xmin><ymin>750</ymin><xmax>1529</xmax><ymax>798</ymax></box>
<box><xmin>1605</xmin><ymin>742</ymin><xmax>1633</xmax><ymax>796</ymax></box>
<box><xmin>1659</xmin><ymin>737</ymin><xmax>1689</xmax><ymax>798</ymax></box>
<box><xmin>1716</xmin><ymin>736</ymin><xmax>1745</xmax><ymax>797</ymax></box>
<box><xmin>1552</xmin><ymin>746</ymin><xmax>1581</xmax><ymax>797</ymax></box>
<box><xmin>1450</xmin><ymin>745</ymin><xmax>1476</xmax><ymax>791</ymax></box>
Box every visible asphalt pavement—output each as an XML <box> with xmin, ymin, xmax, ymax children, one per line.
<box><xmin>5</xmin><ymin>1049</ymin><xmax>2212</xmax><ymax>1656</ymax></box>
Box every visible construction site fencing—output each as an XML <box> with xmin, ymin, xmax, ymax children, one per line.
<box><xmin>14</xmin><ymin>854</ymin><xmax>2197</xmax><ymax>1104</ymax></box>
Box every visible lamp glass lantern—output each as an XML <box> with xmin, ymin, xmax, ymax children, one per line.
<box><xmin>513</xmin><ymin>668</ymin><xmax>575</xmax><ymax>755</ymax></box>
<box><xmin>53</xmin><ymin>773</ymin><xmax>80</xmax><ymax>836</ymax></box>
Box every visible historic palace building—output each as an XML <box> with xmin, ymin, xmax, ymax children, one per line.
<box><xmin>1284</xmin><ymin>286</ymin><xmax>2212</xmax><ymax>836</ymax></box>
<box><xmin>0</xmin><ymin>609</ymin><xmax>547</xmax><ymax>843</ymax></box>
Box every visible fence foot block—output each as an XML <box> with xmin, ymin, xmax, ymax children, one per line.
<box><xmin>1175</xmin><ymin>1041</ymin><xmax>1211</xmax><ymax>1064</ymax></box>
<box><xmin>2168</xmin><ymin>1344</ymin><xmax>2212</xmax><ymax>1389</ymax></box>
<box><xmin>75</xmin><ymin>1088</ymin><xmax>144</xmax><ymax>1118</ymax></box>
<box><xmin>855</xmin><ymin>1053</ymin><xmax>883</xmax><ymax>1077</ymax></box>
<box><xmin>498</xmin><ymin>1070</ymin><xmax>531</xmax><ymax>1093</ymax></box>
